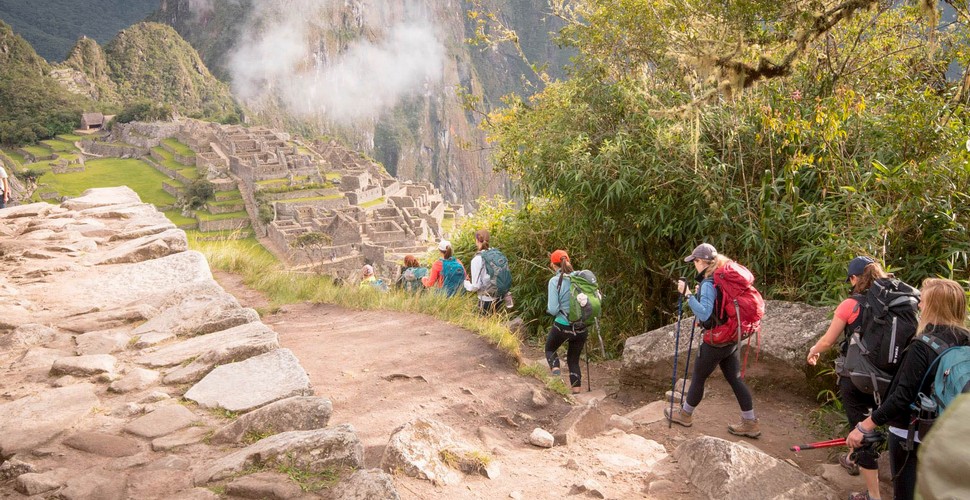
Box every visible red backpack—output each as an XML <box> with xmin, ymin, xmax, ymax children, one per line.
<box><xmin>702</xmin><ymin>261</ymin><xmax>765</xmax><ymax>347</ymax></box>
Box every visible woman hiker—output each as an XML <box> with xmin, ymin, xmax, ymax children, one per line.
<box><xmin>544</xmin><ymin>249</ymin><xmax>587</xmax><ymax>394</ymax></box>
<box><xmin>463</xmin><ymin>229</ymin><xmax>501</xmax><ymax>315</ymax></box>
<box><xmin>665</xmin><ymin>243</ymin><xmax>761</xmax><ymax>438</ymax></box>
<box><xmin>422</xmin><ymin>240</ymin><xmax>466</xmax><ymax>297</ymax></box>
<box><xmin>806</xmin><ymin>256</ymin><xmax>886</xmax><ymax>500</ymax></box>
<box><xmin>847</xmin><ymin>278</ymin><xmax>969</xmax><ymax>500</ymax></box>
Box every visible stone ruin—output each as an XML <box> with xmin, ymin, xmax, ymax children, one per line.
<box><xmin>50</xmin><ymin>156</ymin><xmax>86</xmax><ymax>175</ymax></box>
<box><xmin>86</xmin><ymin>119</ymin><xmax>458</xmax><ymax>279</ymax></box>
<box><xmin>0</xmin><ymin>187</ymin><xmax>399</xmax><ymax>498</ymax></box>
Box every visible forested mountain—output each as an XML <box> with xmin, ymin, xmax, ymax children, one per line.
<box><xmin>0</xmin><ymin>20</ymin><xmax>238</xmax><ymax>145</ymax></box>
<box><xmin>0</xmin><ymin>0</ymin><xmax>157</xmax><ymax>61</ymax></box>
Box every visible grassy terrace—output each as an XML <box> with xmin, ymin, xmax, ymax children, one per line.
<box><xmin>57</xmin><ymin>134</ymin><xmax>82</xmax><ymax>142</ymax></box>
<box><xmin>23</xmin><ymin>145</ymin><xmax>52</xmax><ymax>158</ymax></box>
<box><xmin>152</xmin><ymin>146</ymin><xmax>199</xmax><ymax>179</ymax></box>
<box><xmin>325</xmin><ymin>172</ymin><xmax>341</xmax><ymax>181</ymax></box>
<box><xmin>360</xmin><ymin>197</ymin><xmax>386</xmax><ymax>208</ymax></box>
<box><xmin>162</xmin><ymin>138</ymin><xmax>195</xmax><ymax>157</ymax></box>
<box><xmin>276</xmin><ymin>194</ymin><xmax>344</xmax><ymax>204</ymax></box>
<box><xmin>195</xmin><ymin>210</ymin><xmax>249</xmax><ymax>222</ymax></box>
<box><xmin>36</xmin><ymin>158</ymin><xmax>176</xmax><ymax>207</ymax></box>
<box><xmin>208</xmin><ymin>198</ymin><xmax>244</xmax><ymax>208</ymax></box>
<box><xmin>41</xmin><ymin>139</ymin><xmax>78</xmax><ymax>153</ymax></box>
<box><xmin>185</xmin><ymin>229</ymin><xmax>256</xmax><ymax>242</ymax></box>
<box><xmin>214</xmin><ymin>189</ymin><xmax>242</xmax><ymax>201</ymax></box>
<box><xmin>2</xmin><ymin>149</ymin><xmax>26</xmax><ymax>165</ymax></box>
<box><xmin>163</xmin><ymin>210</ymin><xmax>198</xmax><ymax>227</ymax></box>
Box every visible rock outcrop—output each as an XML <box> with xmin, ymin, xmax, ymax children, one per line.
<box><xmin>0</xmin><ymin>188</ymin><xmax>394</xmax><ymax>498</ymax></box>
<box><xmin>620</xmin><ymin>300</ymin><xmax>831</xmax><ymax>391</ymax></box>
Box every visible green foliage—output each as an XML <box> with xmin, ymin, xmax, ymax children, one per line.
<box><xmin>475</xmin><ymin>2</ymin><xmax>970</xmax><ymax>351</ymax></box>
<box><xmin>114</xmin><ymin>101</ymin><xmax>173</xmax><ymax>124</ymax></box>
<box><xmin>32</xmin><ymin>157</ymin><xmax>176</xmax><ymax>206</ymax></box>
<box><xmin>183</xmin><ymin>179</ymin><xmax>215</xmax><ymax>210</ymax></box>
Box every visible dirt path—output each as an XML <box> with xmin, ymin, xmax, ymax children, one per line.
<box><xmin>213</xmin><ymin>270</ymin><xmax>851</xmax><ymax>499</ymax></box>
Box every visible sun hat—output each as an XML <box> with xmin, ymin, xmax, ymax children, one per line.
<box><xmin>438</xmin><ymin>240</ymin><xmax>451</xmax><ymax>252</ymax></box>
<box><xmin>684</xmin><ymin>243</ymin><xmax>718</xmax><ymax>262</ymax></box>
<box><xmin>846</xmin><ymin>256</ymin><xmax>875</xmax><ymax>282</ymax></box>
<box><xmin>550</xmin><ymin>249</ymin><xmax>569</xmax><ymax>266</ymax></box>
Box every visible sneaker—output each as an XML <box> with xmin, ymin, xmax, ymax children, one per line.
<box><xmin>847</xmin><ymin>492</ymin><xmax>871</xmax><ymax>500</ymax></box>
<box><xmin>663</xmin><ymin>407</ymin><xmax>693</xmax><ymax>427</ymax></box>
<box><xmin>727</xmin><ymin>418</ymin><xmax>761</xmax><ymax>438</ymax></box>
<box><xmin>839</xmin><ymin>452</ymin><xmax>860</xmax><ymax>476</ymax></box>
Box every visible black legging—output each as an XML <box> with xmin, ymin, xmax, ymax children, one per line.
<box><xmin>685</xmin><ymin>342</ymin><xmax>753</xmax><ymax>411</ymax></box>
<box><xmin>889</xmin><ymin>431</ymin><xmax>918</xmax><ymax>500</ymax></box>
<box><xmin>838</xmin><ymin>376</ymin><xmax>879</xmax><ymax>470</ymax></box>
<box><xmin>545</xmin><ymin>322</ymin><xmax>588</xmax><ymax>388</ymax></box>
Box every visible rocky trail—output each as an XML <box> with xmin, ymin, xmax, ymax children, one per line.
<box><xmin>215</xmin><ymin>271</ymin><xmax>861</xmax><ymax>499</ymax></box>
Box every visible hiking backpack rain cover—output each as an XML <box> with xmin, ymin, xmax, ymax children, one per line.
<box><xmin>702</xmin><ymin>261</ymin><xmax>766</xmax><ymax>346</ymax></box>
<box><xmin>841</xmin><ymin>278</ymin><xmax>920</xmax><ymax>404</ymax></box>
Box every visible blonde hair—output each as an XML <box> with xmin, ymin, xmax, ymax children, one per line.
<box><xmin>699</xmin><ymin>254</ymin><xmax>731</xmax><ymax>278</ymax></box>
<box><xmin>917</xmin><ymin>278</ymin><xmax>969</xmax><ymax>335</ymax></box>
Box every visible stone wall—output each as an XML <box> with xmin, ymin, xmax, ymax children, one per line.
<box><xmin>198</xmin><ymin>217</ymin><xmax>250</xmax><ymax>232</ymax></box>
<box><xmin>81</xmin><ymin>140</ymin><xmax>149</xmax><ymax>158</ymax></box>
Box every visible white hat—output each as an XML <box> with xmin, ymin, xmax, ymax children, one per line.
<box><xmin>362</xmin><ymin>264</ymin><xmax>374</xmax><ymax>276</ymax></box>
<box><xmin>438</xmin><ymin>240</ymin><xmax>451</xmax><ymax>252</ymax></box>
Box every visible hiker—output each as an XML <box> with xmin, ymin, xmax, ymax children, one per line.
<box><xmin>463</xmin><ymin>229</ymin><xmax>507</xmax><ymax>315</ymax></box>
<box><xmin>665</xmin><ymin>243</ymin><xmax>761</xmax><ymax>438</ymax></box>
<box><xmin>847</xmin><ymin>278</ymin><xmax>969</xmax><ymax>500</ymax></box>
<box><xmin>359</xmin><ymin>264</ymin><xmax>386</xmax><ymax>291</ymax></box>
<box><xmin>397</xmin><ymin>255</ymin><xmax>428</xmax><ymax>293</ymax></box>
<box><xmin>422</xmin><ymin>240</ymin><xmax>466</xmax><ymax>297</ymax></box>
<box><xmin>544</xmin><ymin>250</ymin><xmax>588</xmax><ymax>394</ymax></box>
<box><xmin>0</xmin><ymin>164</ymin><xmax>9</xmax><ymax>209</ymax></box>
<box><xmin>806</xmin><ymin>256</ymin><xmax>887</xmax><ymax>500</ymax></box>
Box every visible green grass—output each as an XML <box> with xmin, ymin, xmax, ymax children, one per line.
<box><xmin>37</xmin><ymin>158</ymin><xmax>177</xmax><ymax>207</ymax></box>
<box><xmin>442</xmin><ymin>214</ymin><xmax>455</xmax><ymax>236</ymax></box>
<box><xmin>1</xmin><ymin>149</ymin><xmax>26</xmax><ymax>165</ymax></box>
<box><xmin>196</xmin><ymin>240</ymin><xmax>523</xmax><ymax>363</ymax></box>
<box><xmin>208</xmin><ymin>198</ymin><xmax>244</xmax><ymax>207</ymax></box>
<box><xmin>214</xmin><ymin>189</ymin><xmax>242</xmax><ymax>201</ymax></box>
<box><xmin>177</xmin><ymin>167</ymin><xmax>200</xmax><ymax>181</ymax></box>
<box><xmin>360</xmin><ymin>197</ymin><xmax>385</xmax><ymax>208</ymax></box>
<box><xmin>325</xmin><ymin>172</ymin><xmax>341</xmax><ymax>181</ymax></box>
<box><xmin>162</xmin><ymin>138</ymin><xmax>196</xmax><ymax>157</ymax></box>
<box><xmin>151</xmin><ymin>146</ymin><xmax>192</xmax><ymax>173</ymax></box>
<box><xmin>164</xmin><ymin>210</ymin><xmax>198</xmax><ymax>227</ymax></box>
<box><xmin>276</xmin><ymin>194</ymin><xmax>344</xmax><ymax>204</ymax></box>
<box><xmin>41</xmin><ymin>139</ymin><xmax>78</xmax><ymax>153</ymax></box>
<box><xmin>23</xmin><ymin>145</ymin><xmax>52</xmax><ymax>158</ymax></box>
<box><xmin>57</xmin><ymin>134</ymin><xmax>82</xmax><ymax>142</ymax></box>
<box><xmin>185</xmin><ymin>229</ymin><xmax>255</xmax><ymax>241</ymax></box>
<box><xmin>195</xmin><ymin>210</ymin><xmax>249</xmax><ymax>222</ymax></box>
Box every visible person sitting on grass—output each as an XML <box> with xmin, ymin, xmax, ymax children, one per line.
<box><xmin>398</xmin><ymin>255</ymin><xmax>428</xmax><ymax>293</ymax></box>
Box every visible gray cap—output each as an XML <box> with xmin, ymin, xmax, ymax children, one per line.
<box><xmin>684</xmin><ymin>243</ymin><xmax>718</xmax><ymax>262</ymax></box>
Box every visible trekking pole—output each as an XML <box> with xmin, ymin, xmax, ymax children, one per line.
<box><xmin>679</xmin><ymin>319</ymin><xmax>697</xmax><ymax>407</ymax></box>
<box><xmin>594</xmin><ymin>317</ymin><xmax>606</xmax><ymax>358</ymax></box>
<box><xmin>789</xmin><ymin>438</ymin><xmax>846</xmax><ymax>452</ymax></box>
<box><xmin>585</xmin><ymin>334</ymin><xmax>591</xmax><ymax>392</ymax></box>
<box><xmin>669</xmin><ymin>280</ymin><xmax>686</xmax><ymax>428</ymax></box>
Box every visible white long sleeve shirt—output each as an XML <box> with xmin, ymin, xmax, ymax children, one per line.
<box><xmin>463</xmin><ymin>253</ymin><xmax>496</xmax><ymax>301</ymax></box>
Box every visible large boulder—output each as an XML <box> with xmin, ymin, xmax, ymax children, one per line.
<box><xmin>334</xmin><ymin>469</ymin><xmax>400</xmax><ymax>500</ymax></box>
<box><xmin>620</xmin><ymin>300</ymin><xmax>830</xmax><ymax>391</ymax></box>
<box><xmin>131</xmin><ymin>281</ymin><xmax>259</xmax><ymax>347</ymax></box>
<box><xmin>0</xmin><ymin>384</ymin><xmax>99</xmax><ymax>457</ymax></box>
<box><xmin>194</xmin><ymin>425</ymin><xmax>363</xmax><ymax>484</ymax></box>
<box><xmin>183</xmin><ymin>349</ymin><xmax>312</xmax><ymax>412</ymax></box>
<box><xmin>674</xmin><ymin>436</ymin><xmax>837</xmax><ymax>499</ymax></box>
<box><xmin>380</xmin><ymin>418</ymin><xmax>490</xmax><ymax>486</ymax></box>
<box><xmin>209</xmin><ymin>396</ymin><xmax>333</xmax><ymax>444</ymax></box>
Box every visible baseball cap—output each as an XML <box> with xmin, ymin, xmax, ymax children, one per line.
<box><xmin>846</xmin><ymin>256</ymin><xmax>874</xmax><ymax>282</ymax></box>
<box><xmin>438</xmin><ymin>240</ymin><xmax>451</xmax><ymax>252</ymax></box>
<box><xmin>550</xmin><ymin>249</ymin><xmax>569</xmax><ymax>266</ymax></box>
<box><xmin>684</xmin><ymin>243</ymin><xmax>718</xmax><ymax>262</ymax></box>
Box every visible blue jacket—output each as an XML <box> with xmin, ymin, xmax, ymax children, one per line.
<box><xmin>687</xmin><ymin>277</ymin><xmax>716</xmax><ymax>322</ymax></box>
<box><xmin>547</xmin><ymin>272</ymin><xmax>571</xmax><ymax>326</ymax></box>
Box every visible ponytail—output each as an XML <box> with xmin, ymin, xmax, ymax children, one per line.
<box><xmin>556</xmin><ymin>257</ymin><xmax>574</xmax><ymax>290</ymax></box>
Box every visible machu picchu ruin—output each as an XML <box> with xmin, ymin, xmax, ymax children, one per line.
<box><xmin>4</xmin><ymin>118</ymin><xmax>463</xmax><ymax>280</ymax></box>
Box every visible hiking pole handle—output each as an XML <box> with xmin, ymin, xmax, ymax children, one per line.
<box><xmin>790</xmin><ymin>438</ymin><xmax>847</xmax><ymax>452</ymax></box>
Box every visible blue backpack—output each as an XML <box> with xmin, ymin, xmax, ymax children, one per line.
<box><xmin>440</xmin><ymin>258</ymin><xmax>465</xmax><ymax>297</ymax></box>
<box><xmin>916</xmin><ymin>335</ymin><xmax>970</xmax><ymax>420</ymax></box>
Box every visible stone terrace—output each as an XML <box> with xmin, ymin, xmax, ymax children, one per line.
<box><xmin>0</xmin><ymin>188</ymin><xmax>398</xmax><ymax>498</ymax></box>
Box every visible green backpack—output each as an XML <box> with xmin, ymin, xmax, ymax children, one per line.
<box><xmin>560</xmin><ymin>270</ymin><xmax>603</xmax><ymax>328</ymax></box>
<box><xmin>480</xmin><ymin>248</ymin><xmax>512</xmax><ymax>298</ymax></box>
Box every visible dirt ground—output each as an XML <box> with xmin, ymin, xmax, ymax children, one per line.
<box><xmin>213</xmin><ymin>270</ymin><xmax>860</xmax><ymax>499</ymax></box>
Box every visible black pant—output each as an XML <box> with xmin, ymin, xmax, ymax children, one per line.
<box><xmin>838</xmin><ymin>376</ymin><xmax>879</xmax><ymax>469</ymax></box>
<box><xmin>478</xmin><ymin>299</ymin><xmax>498</xmax><ymax>316</ymax></box>
<box><xmin>889</xmin><ymin>431</ymin><xmax>918</xmax><ymax>500</ymax></box>
<box><xmin>685</xmin><ymin>342</ymin><xmax>753</xmax><ymax>411</ymax></box>
<box><xmin>545</xmin><ymin>322</ymin><xmax>588</xmax><ymax>388</ymax></box>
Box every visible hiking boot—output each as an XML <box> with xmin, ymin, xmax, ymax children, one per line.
<box><xmin>727</xmin><ymin>418</ymin><xmax>761</xmax><ymax>438</ymax></box>
<box><xmin>663</xmin><ymin>407</ymin><xmax>693</xmax><ymax>427</ymax></box>
<box><xmin>839</xmin><ymin>452</ymin><xmax>860</xmax><ymax>476</ymax></box>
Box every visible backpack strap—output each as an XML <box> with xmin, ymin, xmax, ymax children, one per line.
<box><xmin>914</xmin><ymin>335</ymin><xmax>956</xmax><ymax>399</ymax></box>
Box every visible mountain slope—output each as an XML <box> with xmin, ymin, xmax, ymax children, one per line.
<box><xmin>0</xmin><ymin>0</ymin><xmax>158</xmax><ymax>61</ymax></box>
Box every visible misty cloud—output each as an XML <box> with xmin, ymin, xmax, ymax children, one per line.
<box><xmin>211</xmin><ymin>0</ymin><xmax>443</xmax><ymax>124</ymax></box>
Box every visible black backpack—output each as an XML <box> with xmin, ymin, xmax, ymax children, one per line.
<box><xmin>841</xmin><ymin>278</ymin><xmax>920</xmax><ymax>404</ymax></box>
